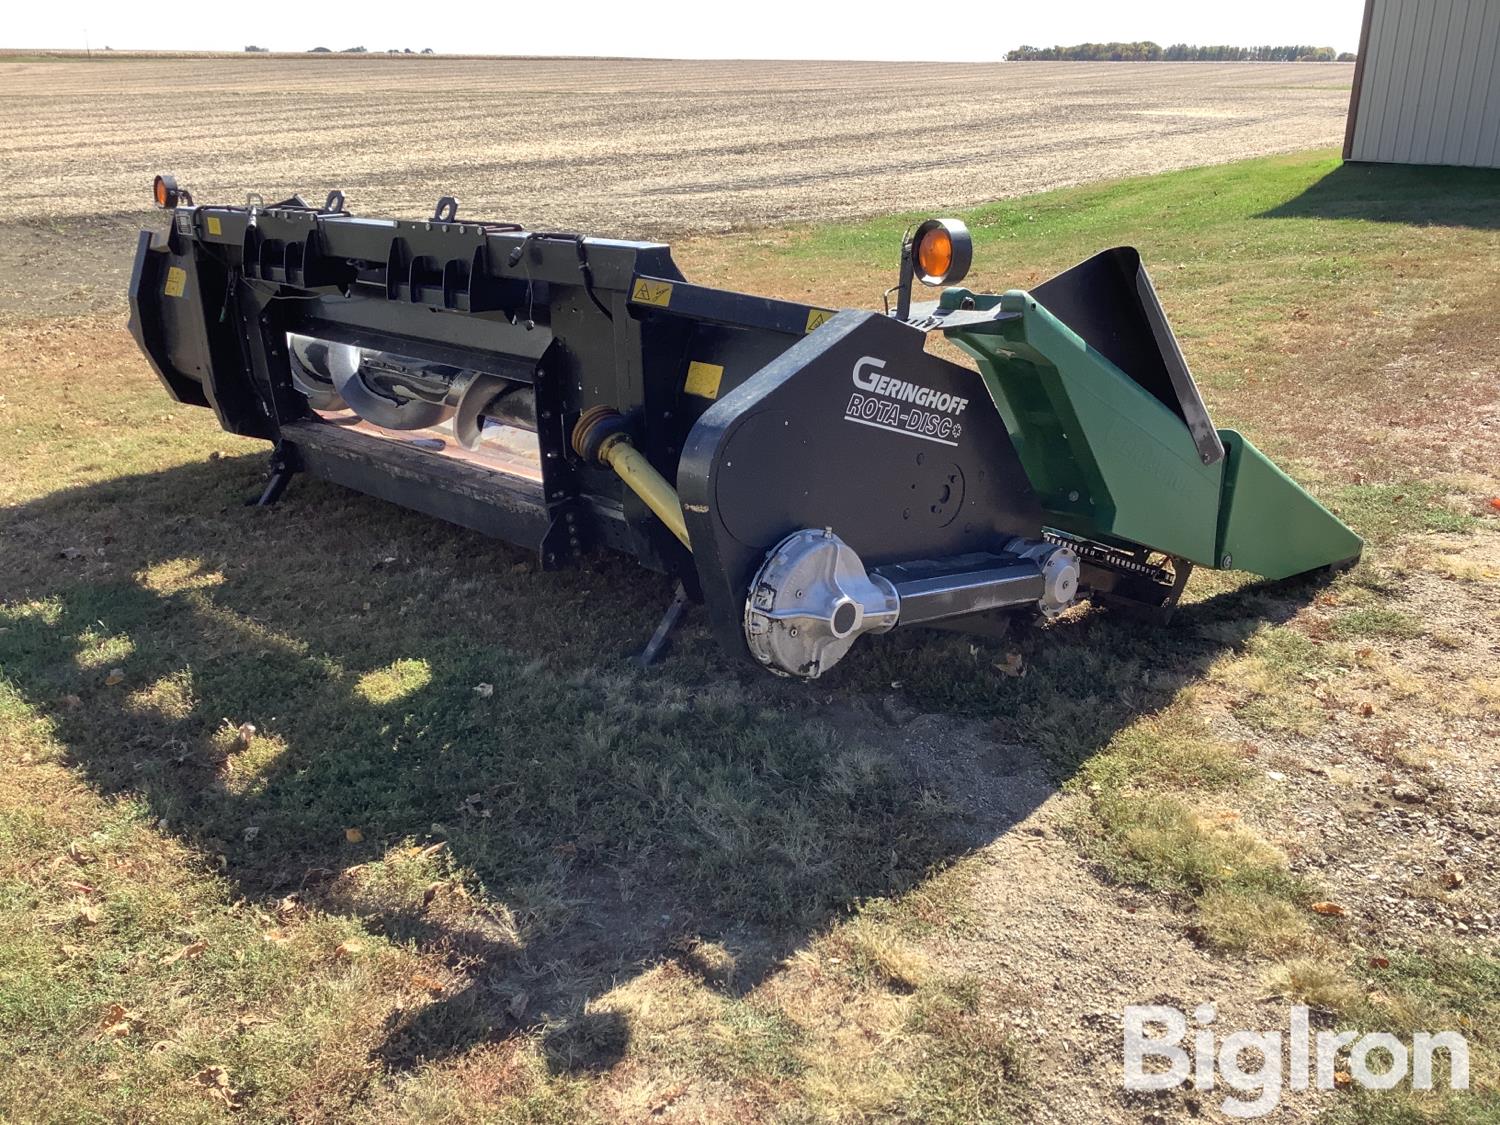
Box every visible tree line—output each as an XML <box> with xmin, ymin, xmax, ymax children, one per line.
<box><xmin>1006</xmin><ymin>43</ymin><xmax>1354</xmax><ymax>62</ymax></box>
<box><xmin>245</xmin><ymin>46</ymin><xmax>437</xmax><ymax>54</ymax></box>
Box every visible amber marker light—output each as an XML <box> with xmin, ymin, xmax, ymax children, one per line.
<box><xmin>153</xmin><ymin>174</ymin><xmax>180</xmax><ymax>208</ymax></box>
<box><xmin>912</xmin><ymin>218</ymin><xmax>973</xmax><ymax>286</ymax></box>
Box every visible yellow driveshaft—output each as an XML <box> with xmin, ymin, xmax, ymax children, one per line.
<box><xmin>572</xmin><ymin>406</ymin><xmax>690</xmax><ymax>549</ymax></box>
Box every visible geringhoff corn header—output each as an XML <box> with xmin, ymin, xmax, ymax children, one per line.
<box><xmin>129</xmin><ymin>177</ymin><xmax>1361</xmax><ymax>678</ymax></box>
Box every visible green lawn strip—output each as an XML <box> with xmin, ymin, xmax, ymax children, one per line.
<box><xmin>778</xmin><ymin>151</ymin><xmax>1498</xmax><ymax>276</ymax></box>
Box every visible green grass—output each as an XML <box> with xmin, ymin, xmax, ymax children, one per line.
<box><xmin>1281</xmin><ymin>947</ymin><xmax>1500</xmax><ymax>1124</ymax></box>
<box><xmin>782</xmin><ymin>154</ymin><xmax>1499</xmax><ymax>268</ymax></box>
<box><xmin>901</xmin><ymin>976</ymin><xmax>1030</xmax><ymax>1124</ymax></box>
<box><xmin>1330</xmin><ymin>483</ymin><xmax>1480</xmax><ymax>543</ymax></box>
<box><xmin>2</xmin><ymin>149</ymin><xmax>1497</xmax><ymax>1120</ymax></box>
<box><xmin>1332</xmin><ymin>606</ymin><xmax>1426</xmax><ymax>640</ymax></box>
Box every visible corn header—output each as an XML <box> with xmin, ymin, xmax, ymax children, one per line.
<box><xmin>129</xmin><ymin>177</ymin><xmax>1361</xmax><ymax>678</ymax></box>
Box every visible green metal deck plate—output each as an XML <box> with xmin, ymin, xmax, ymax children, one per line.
<box><xmin>947</xmin><ymin>289</ymin><xmax>1362</xmax><ymax>578</ymax></box>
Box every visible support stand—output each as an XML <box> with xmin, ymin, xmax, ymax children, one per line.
<box><xmin>638</xmin><ymin>582</ymin><xmax>691</xmax><ymax>667</ymax></box>
<box><xmin>250</xmin><ymin>445</ymin><xmax>298</xmax><ymax>507</ymax></box>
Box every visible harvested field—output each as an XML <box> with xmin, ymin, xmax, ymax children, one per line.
<box><xmin>0</xmin><ymin>57</ymin><xmax>1351</xmax><ymax>233</ymax></box>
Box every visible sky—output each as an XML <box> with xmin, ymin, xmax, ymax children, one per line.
<box><xmin>4</xmin><ymin>0</ymin><xmax>1368</xmax><ymax>60</ymax></box>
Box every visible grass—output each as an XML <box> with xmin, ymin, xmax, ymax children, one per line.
<box><xmin>1330</xmin><ymin>483</ymin><xmax>1480</xmax><ymax>544</ymax></box>
<box><xmin>1332</xmin><ymin>606</ymin><xmax>1425</xmax><ymax>640</ymax></box>
<box><xmin>1275</xmin><ymin>949</ymin><xmax>1500</xmax><ymax>1124</ymax></box>
<box><xmin>2</xmin><ymin>149</ymin><xmax>1497</xmax><ymax>1120</ymax></box>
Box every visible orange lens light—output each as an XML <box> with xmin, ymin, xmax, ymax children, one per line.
<box><xmin>153</xmin><ymin>174</ymin><xmax>177</xmax><ymax>208</ymax></box>
<box><xmin>909</xmin><ymin>218</ymin><xmax>972</xmax><ymax>287</ymax></box>
<box><xmin>916</xmin><ymin>228</ymin><xmax>953</xmax><ymax>279</ymax></box>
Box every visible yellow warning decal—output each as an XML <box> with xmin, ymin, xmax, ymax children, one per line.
<box><xmin>163</xmin><ymin>266</ymin><xmax>187</xmax><ymax>298</ymax></box>
<box><xmin>631</xmin><ymin>278</ymin><xmax>673</xmax><ymax>308</ymax></box>
<box><xmin>206</xmin><ymin>215</ymin><xmax>222</xmax><ymax>236</ymax></box>
<box><xmin>805</xmin><ymin>307</ymin><xmax>835</xmax><ymax>333</ymax></box>
<box><xmin>684</xmin><ymin>361</ymin><xmax>725</xmax><ymax>400</ymax></box>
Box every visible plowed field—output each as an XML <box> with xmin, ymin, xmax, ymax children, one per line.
<box><xmin>0</xmin><ymin>56</ymin><xmax>1350</xmax><ymax>233</ymax></box>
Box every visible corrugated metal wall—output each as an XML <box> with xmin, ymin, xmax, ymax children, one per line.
<box><xmin>1347</xmin><ymin>0</ymin><xmax>1500</xmax><ymax>167</ymax></box>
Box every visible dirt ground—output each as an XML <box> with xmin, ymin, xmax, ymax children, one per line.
<box><xmin>0</xmin><ymin>57</ymin><xmax>1349</xmax><ymax>235</ymax></box>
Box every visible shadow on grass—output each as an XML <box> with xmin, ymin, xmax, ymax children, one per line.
<box><xmin>1257</xmin><ymin>161</ymin><xmax>1500</xmax><ymax>229</ymax></box>
<box><xmin>0</xmin><ymin>452</ymin><xmax>1326</xmax><ymax>1076</ymax></box>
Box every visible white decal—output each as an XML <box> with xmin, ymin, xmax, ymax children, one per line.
<box><xmin>845</xmin><ymin>355</ymin><xmax>967</xmax><ymax>446</ymax></box>
<box><xmin>852</xmin><ymin>355</ymin><xmax>887</xmax><ymax>390</ymax></box>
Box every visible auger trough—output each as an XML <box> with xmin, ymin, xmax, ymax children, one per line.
<box><xmin>128</xmin><ymin>177</ymin><xmax>1362</xmax><ymax>678</ymax></box>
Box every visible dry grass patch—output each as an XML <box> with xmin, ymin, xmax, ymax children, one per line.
<box><xmin>357</xmin><ymin>1040</ymin><xmax>583</xmax><ymax>1125</ymax></box>
<box><xmin>823</xmin><ymin>915</ymin><xmax>933</xmax><ymax>994</ymax></box>
<box><xmin>125</xmin><ymin>668</ymin><xmax>197</xmax><ymax>722</ymax></box>
<box><xmin>219</xmin><ymin>725</ymin><xmax>289</xmax><ymax>797</ymax></box>
<box><xmin>901</xmin><ymin>976</ymin><xmax>1030</xmax><ymax>1124</ymax></box>
<box><xmin>1094</xmin><ymin>793</ymin><xmax>1291</xmax><ymax>898</ymax></box>
<box><xmin>1196</xmin><ymin>887</ymin><xmax>1317</xmax><ymax>957</ymax></box>
<box><xmin>1079</xmin><ymin>706</ymin><xmax>1248</xmax><ymax>796</ymax></box>
<box><xmin>1208</xmin><ymin>623</ymin><xmax>1342</xmax><ymax>736</ymax></box>
<box><xmin>873</xmin><ymin>852</ymin><xmax>987</xmax><ymax>938</ymax></box>
<box><xmin>594</xmin><ymin>961</ymin><xmax>804</xmax><ymax>1107</ymax></box>
<box><xmin>1331</xmin><ymin>606</ymin><xmax>1425</xmax><ymax>640</ymax></box>
<box><xmin>1264</xmin><ymin>957</ymin><xmax>1361</xmax><ymax>1011</ymax></box>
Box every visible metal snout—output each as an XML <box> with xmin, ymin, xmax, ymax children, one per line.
<box><xmin>743</xmin><ymin>530</ymin><xmax>1082</xmax><ymax>679</ymax></box>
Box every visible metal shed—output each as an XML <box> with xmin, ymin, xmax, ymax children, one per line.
<box><xmin>1344</xmin><ymin>0</ymin><xmax>1500</xmax><ymax>167</ymax></box>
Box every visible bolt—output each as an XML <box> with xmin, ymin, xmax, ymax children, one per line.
<box><xmin>1068</xmin><ymin>490</ymin><xmax>1080</xmax><ymax>502</ymax></box>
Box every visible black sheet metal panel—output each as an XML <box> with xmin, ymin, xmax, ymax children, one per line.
<box><xmin>678</xmin><ymin>311</ymin><xmax>1044</xmax><ymax>658</ymax></box>
<box><xmin>128</xmin><ymin>229</ymin><xmax>270</xmax><ymax>437</ymax></box>
<box><xmin>132</xmin><ymin>201</ymin><xmax>972</xmax><ymax>600</ymax></box>
<box><xmin>279</xmin><ymin>420</ymin><xmax>574</xmax><ymax>561</ymax></box>
<box><xmin>1031</xmin><ymin>247</ymin><xmax>1224</xmax><ymax>466</ymax></box>
<box><xmin>128</xmin><ymin>231</ymin><xmax>208</xmax><ymax>409</ymax></box>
